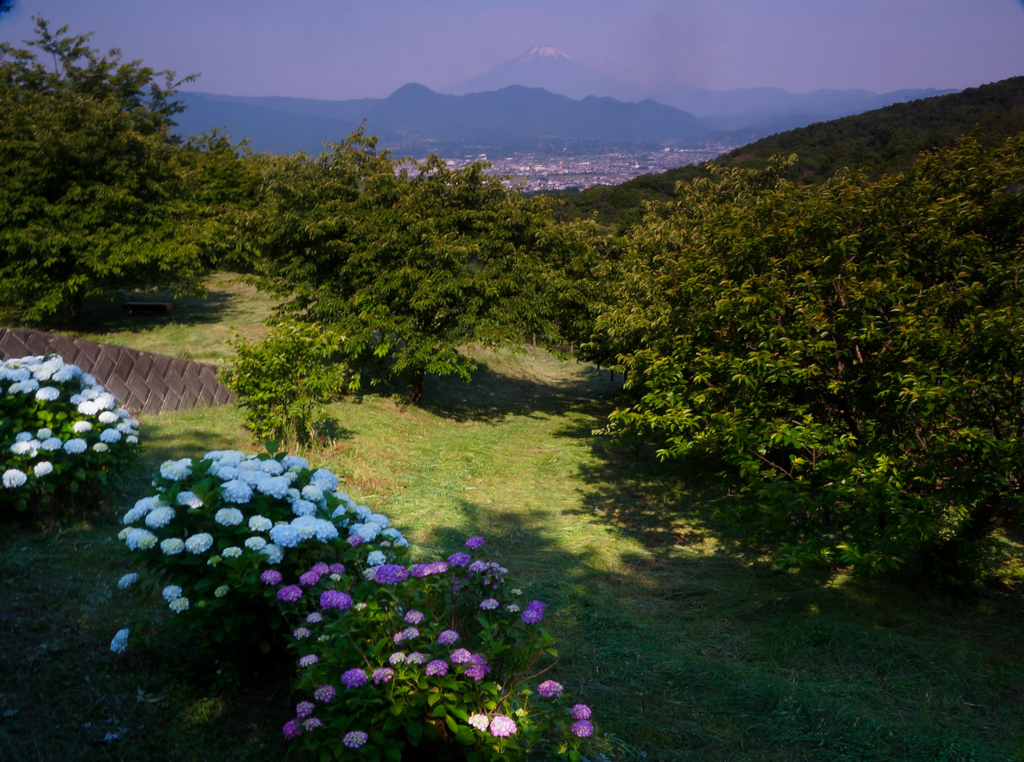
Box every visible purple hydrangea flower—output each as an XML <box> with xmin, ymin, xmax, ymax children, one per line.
<box><xmin>329</xmin><ymin>563</ymin><xmax>345</xmax><ymax>574</ymax></box>
<box><xmin>282</xmin><ymin>719</ymin><xmax>302</xmax><ymax>739</ymax></box>
<box><xmin>374</xmin><ymin>564</ymin><xmax>409</xmax><ymax>584</ymax></box>
<box><xmin>537</xmin><ymin>680</ymin><xmax>563</xmax><ymax>698</ymax></box>
<box><xmin>468</xmin><ymin>713</ymin><xmax>489</xmax><ymax>731</ymax></box>
<box><xmin>296</xmin><ymin>701</ymin><xmax>315</xmax><ymax>718</ymax></box>
<box><xmin>571</xmin><ymin>719</ymin><xmax>594</xmax><ymax>738</ymax></box>
<box><xmin>340</xmin><ymin>668</ymin><xmax>367</xmax><ymax>688</ymax></box>
<box><xmin>410</xmin><ymin>561</ymin><xmax>449</xmax><ymax>577</ymax></box>
<box><xmin>307</xmin><ymin>612</ymin><xmax>323</xmax><ymax>623</ymax></box>
<box><xmin>320</xmin><ymin>590</ymin><xmax>353</xmax><ymax>610</ymax></box>
<box><xmin>479</xmin><ymin>598</ymin><xmax>499</xmax><ymax>610</ymax></box>
<box><xmin>468</xmin><ymin>560</ymin><xmax>489</xmax><ymax>573</ymax></box>
<box><xmin>299</xmin><ymin>570</ymin><xmax>322</xmax><ymax>585</ymax></box>
<box><xmin>450</xmin><ymin>648</ymin><xmax>473</xmax><ymax>664</ymax></box>
<box><xmin>404</xmin><ymin>610</ymin><xmax>424</xmax><ymax>625</ymax></box>
<box><xmin>447</xmin><ymin>551</ymin><xmax>471</xmax><ymax>567</ymax></box>
<box><xmin>571</xmin><ymin>704</ymin><xmax>591</xmax><ymax>720</ymax></box>
<box><xmin>373</xmin><ymin>667</ymin><xmax>395</xmax><ymax>684</ymax></box>
<box><xmin>303</xmin><ymin>717</ymin><xmax>323</xmax><ymax>730</ymax></box>
<box><xmin>401</xmin><ymin>626</ymin><xmax>419</xmax><ymax>641</ymax></box>
<box><xmin>314</xmin><ymin>685</ymin><xmax>336</xmax><ymax>703</ymax></box>
<box><xmin>425</xmin><ymin>659</ymin><xmax>449</xmax><ymax>677</ymax></box>
<box><xmin>298</xmin><ymin>654</ymin><xmax>318</xmax><ymax>667</ymax></box>
<box><xmin>465</xmin><ymin>536</ymin><xmax>485</xmax><ymax>550</ymax></box>
<box><xmin>406</xmin><ymin>652</ymin><xmax>426</xmax><ymax>665</ymax></box>
<box><xmin>465</xmin><ymin>653</ymin><xmax>491</xmax><ymax>681</ymax></box>
<box><xmin>389</xmin><ymin>652</ymin><xmax>407</xmax><ymax>665</ymax></box>
<box><xmin>261</xmin><ymin>569</ymin><xmax>282</xmax><ymax>585</ymax></box>
<box><xmin>437</xmin><ymin>629</ymin><xmax>459</xmax><ymax>645</ymax></box>
<box><xmin>347</xmin><ymin>534</ymin><xmax>365</xmax><ymax>547</ymax></box>
<box><xmin>293</xmin><ymin>627</ymin><xmax>311</xmax><ymax>639</ymax></box>
<box><xmin>521</xmin><ymin>600</ymin><xmax>546</xmax><ymax>624</ymax></box>
<box><xmin>277</xmin><ymin>585</ymin><xmax>303</xmax><ymax>602</ymax></box>
<box><xmin>343</xmin><ymin>730</ymin><xmax>368</xmax><ymax>748</ymax></box>
<box><xmin>489</xmin><ymin>715</ymin><xmax>516</xmax><ymax>737</ymax></box>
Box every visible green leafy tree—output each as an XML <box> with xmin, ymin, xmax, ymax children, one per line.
<box><xmin>601</xmin><ymin>134</ymin><xmax>1024</xmax><ymax>585</ymax></box>
<box><xmin>242</xmin><ymin>131</ymin><xmax>571</xmax><ymax>403</ymax></box>
<box><xmin>0</xmin><ymin>18</ymin><xmax>205</xmax><ymax>324</ymax></box>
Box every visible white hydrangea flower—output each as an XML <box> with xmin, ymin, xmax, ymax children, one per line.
<box><xmin>310</xmin><ymin>468</ymin><xmax>339</xmax><ymax>490</ymax></box>
<box><xmin>269</xmin><ymin>524</ymin><xmax>301</xmax><ymax>548</ymax></box>
<box><xmin>117</xmin><ymin>573</ymin><xmax>139</xmax><ymax>589</ymax></box>
<box><xmin>281</xmin><ymin>455</ymin><xmax>309</xmax><ymax>470</ymax></box>
<box><xmin>259</xmin><ymin>459</ymin><xmax>285</xmax><ymax>475</ymax></box>
<box><xmin>331</xmin><ymin>506</ymin><xmax>349</xmax><ymax>519</ymax></box>
<box><xmin>73</xmin><ymin>421</ymin><xmax>92</xmax><ymax>434</ymax></box>
<box><xmin>381</xmin><ymin>527</ymin><xmax>401</xmax><ymax>539</ymax></box>
<box><xmin>176</xmin><ymin>491</ymin><xmax>203</xmax><ymax>509</ymax></box>
<box><xmin>63</xmin><ymin>439</ymin><xmax>87</xmax><ymax>454</ymax></box>
<box><xmin>117</xmin><ymin>527</ymin><xmax>132</xmax><ymax>540</ymax></box>
<box><xmin>332</xmin><ymin>490</ymin><xmax>352</xmax><ymax>503</ymax></box>
<box><xmin>116</xmin><ymin>422</ymin><xmax>133</xmax><ymax>434</ymax></box>
<box><xmin>185</xmin><ymin>533</ymin><xmax>214</xmax><ymax>554</ymax></box>
<box><xmin>221</xmin><ymin>479</ymin><xmax>253</xmax><ymax>503</ymax></box>
<box><xmin>285</xmin><ymin>487</ymin><xmax>301</xmax><ymax>502</ymax></box>
<box><xmin>169</xmin><ymin>597</ymin><xmax>190</xmax><ymax>614</ymax></box>
<box><xmin>18</xmin><ymin>378</ymin><xmax>40</xmax><ymax>394</ymax></box>
<box><xmin>214</xmin><ymin>585</ymin><xmax>230</xmax><ymax>598</ymax></box>
<box><xmin>80</xmin><ymin>372</ymin><xmax>97</xmax><ymax>385</ymax></box>
<box><xmin>51</xmin><ymin>365</ymin><xmax>79</xmax><ymax>383</ymax></box>
<box><xmin>245</xmin><ymin>536</ymin><xmax>267</xmax><ymax>551</ymax></box>
<box><xmin>10</xmin><ymin>440</ymin><xmax>36</xmax><ymax>456</ymax></box>
<box><xmin>366</xmin><ymin>550</ymin><xmax>386</xmax><ymax>566</ymax></box>
<box><xmin>98</xmin><ymin>411</ymin><xmax>119</xmax><ymax>424</ymax></box>
<box><xmin>124</xmin><ymin>528</ymin><xmax>157</xmax><ymax>551</ymax></box>
<box><xmin>95</xmin><ymin>392</ymin><xmax>116</xmax><ymax>410</ymax></box>
<box><xmin>353</xmin><ymin>505</ymin><xmax>372</xmax><ymax>521</ymax></box>
<box><xmin>214</xmin><ymin>508</ymin><xmax>244</xmax><ymax>526</ymax></box>
<box><xmin>2</xmin><ymin>469</ymin><xmax>28</xmax><ymax>488</ymax></box>
<box><xmin>126</xmin><ymin>435</ymin><xmax>138</xmax><ymax>445</ymax></box>
<box><xmin>367</xmin><ymin>513</ymin><xmax>390</xmax><ymax>528</ymax></box>
<box><xmin>99</xmin><ymin>429</ymin><xmax>121</xmax><ymax>444</ymax></box>
<box><xmin>222</xmin><ymin>546</ymin><xmax>243</xmax><ymax>558</ymax></box>
<box><xmin>78</xmin><ymin>400</ymin><xmax>102</xmax><ymax>416</ymax></box>
<box><xmin>110</xmin><ymin>628</ymin><xmax>130</xmax><ymax>653</ymax></box>
<box><xmin>256</xmin><ymin>476</ymin><xmax>290</xmax><ymax>499</ymax></box>
<box><xmin>394</xmin><ymin>537</ymin><xmax>409</xmax><ymax>548</ymax></box>
<box><xmin>36</xmin><ymin>428</ymin><xmax>52</xmax><ymax>439</ymax></box>
<box><xmin>248</xmin><ymin>514</ymin><xmax>272</xmax><ymax>532</ymax></box>
<box><xmin>260</xmin><ymin>543</ymin><xmax>284</xmax><ymax>564</ymax></box>
<box><xmin>40</xmin><ymin>437</ymin><xmax>63</xmax><ymax>451</ymax></box>
<box><xmin>291</xmin><ymin>499</ymin><xmax>317</xmax><ymax>517</ymax></box>
<box><xmin>33</xmin><ymin>462</ymin><xmax>53</xmax><ymax>477</ymax></box>
<box><xmin>215</xmin><ymin>465</ymin><xmax>238</xmax><ymax>480</ymax></box>
<box><xmin>160</xmin><ymin>458</ymin><xmax>192</xmax><ymax>481</ymax></box>
<box><xmin>162</xmin><ymin>585</ymin><xmax>183</xmax><ymax>602</ymax></box>
<box><xmin>145</xmin><ymin>506</ymin><xmax>175</xmax><ymax>529</ymax></box>
<box><xmin>34</xmin><ymin>386</ymin><xmax>60</xmax><ymax>402</ymax></box>
<box><xmin>14</xmin><ymin>432</ymin><xmax>33</xmax><ymax>442</ymax></box>
<box><xmin>92</xmin><ymin>443</ymin><xmax>109</xmax><ymax>453</ymax></box>
<box><xmin>301</xmin><ymin>485</ymin><xmax>324</xmax><ymax>503</ymax></box>
<box><xmin>161</xmin><ymin>538</ymin><xmax>185</xmax><ymax>555</ymax></box>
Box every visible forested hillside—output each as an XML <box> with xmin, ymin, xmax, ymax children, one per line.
<box><xmin>552</xmin><ymin>75</ymin><xmax>1024</xmax><ymax>229</ymax></box>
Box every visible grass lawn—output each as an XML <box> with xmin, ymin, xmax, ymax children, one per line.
<box><xmin>2</xmin><ymin>284</ymin><xmax>1023</xmax><ymax>761</ymax></box>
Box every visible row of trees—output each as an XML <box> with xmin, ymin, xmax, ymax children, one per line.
<box><xmin>3</xmin><ymin>19</ymin><xmax>1023</xmax><ymax>584</ymax></box>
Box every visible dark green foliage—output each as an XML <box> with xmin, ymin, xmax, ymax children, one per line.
<box><xmin>600</xmin><ymin>134</ymin><xmax>1024</xmax><ymax>584</ymax></box>
<box><xmin>241</xmin><ymin>130</ymin><xmax>576</xmax><ymax>403</ymax></box>
<box><xmin>0</xmin><ymin>18</ymin><xmax>205</xmax><ymax>324</ymax></box>
<box><xmin>552</xmin><ymin>76</ymin><xmax>1024</xmax><ymax>229</ymax></box>
<box><xmin>220</xmin><ymin>321</ymin><xmax>355</xmax><ymax>445</ymax></box>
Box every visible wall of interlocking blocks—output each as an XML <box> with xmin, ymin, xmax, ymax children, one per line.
<box><xmin>0</xmin><ymin>328</ymin><xmax>233</xmax><ymax>414</ymax></box>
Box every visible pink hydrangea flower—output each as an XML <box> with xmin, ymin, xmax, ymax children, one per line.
<box><xmin>489</xmin><ymin>715</ymin><xmax>516</xmax><ymax>737</ymax></box>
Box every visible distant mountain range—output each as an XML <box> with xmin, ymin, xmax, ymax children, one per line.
<box><xmin>171</xmin><ymin>46</ymin><xmax>958</xmax><ymax>157</ymax></box>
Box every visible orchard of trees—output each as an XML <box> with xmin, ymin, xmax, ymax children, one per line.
<box><xmin>3</xmin><ymin>19</ymin><xmax>1023</xmax><ymax>586</ymax></box>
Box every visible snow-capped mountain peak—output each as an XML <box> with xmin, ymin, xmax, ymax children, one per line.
<box><xmin>518</xmin><ymin>47</ymin><xmax>572</xmax><ymax>62</ymax></box>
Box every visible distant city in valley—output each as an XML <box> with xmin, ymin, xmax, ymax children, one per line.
<box><xmin>435</xmin><ymin>145</ymin><xmax>738</xmax><ymax>191</ymax></box>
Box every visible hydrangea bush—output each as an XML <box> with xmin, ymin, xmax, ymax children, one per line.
<box><xmin>0</xmin><ymin>354</ymin><xmax>139</xmax><ymax>513</ymax></box>
<box><xmin>272</xmin><ymin>535</ymin><xmax>594</xmax><ymax>760</ymax></box>
<box><xmin>116</xmin><ymin>448</ymin><xmax>408</xmax><ymax>648</ymax></box>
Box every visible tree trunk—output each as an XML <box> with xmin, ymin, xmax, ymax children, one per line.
<box><xmin>68</xmin><ymin>292</ymin><xmax>83</xmax><ymax>327</ymax></box>
<box><xmin>407</xmin><ymin>371</ymin><xmax>425</xmax><ymax>406</ymax></box>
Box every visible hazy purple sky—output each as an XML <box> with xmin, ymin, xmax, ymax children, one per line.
<box><xmin>2</xmin><ymin>0</ymin><xmax>1023</xmax><ymax>99</ymax></box>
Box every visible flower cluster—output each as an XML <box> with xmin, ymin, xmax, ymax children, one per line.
<box><xmin>112</xmin><ymin>449</ymin><xmax>408</xmax><ymax>649</ymax></box>
<box><xmin>0</xmin><ymin>354</ymin><xmax>139</xmax><ymax>512</ymax></box>
<box><xmin>276</xmin><ymin>534</ymin><xmax>595</xmax><ymax>759</ymax></box>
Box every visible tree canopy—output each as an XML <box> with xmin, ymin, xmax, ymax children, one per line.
<box><xmin>0</xmin><ymin>18</ymin><xmax>206</xmax><ymax>324</ymax></box>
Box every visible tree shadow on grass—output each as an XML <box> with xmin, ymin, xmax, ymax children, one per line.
<box><xmin>418</xmin><ymin>353</ymin><xmax>625</xmax><ymax>424</ymax></box>
<box><xmin>75</xmin><ymin>285</ymin><xmax>240</xmax><ymax>336</ymax></box>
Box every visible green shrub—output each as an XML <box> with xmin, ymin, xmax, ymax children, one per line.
<box><xmin>220</xmin><ymin>321</ymin><xmax>355</xmax><ymax>445</ymax></box>
<box><xmin>1</xmin><ymin>354</ymin><xmax>139</xmax><ymax>514</ymax></box>
<box><xmin>601</xmin><ymin>134</ymin><xmax>1024</xmax><ymax>585</ymax></box>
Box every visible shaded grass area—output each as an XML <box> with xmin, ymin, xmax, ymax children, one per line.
<box><xmin>2</xmin><ymin>345</ymin><xmax>1023</xmax><ymax>761</ymax></box>
<box><xmin>68</xmin><ymin>272</ymin><xmax>277</xmax><ymax>364</ymax></box>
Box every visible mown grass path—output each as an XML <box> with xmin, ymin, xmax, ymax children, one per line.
<box><xmin>2</xmin><ymin>282</ymin><xmax>1022</xmax><ymax>761</ymax></box>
